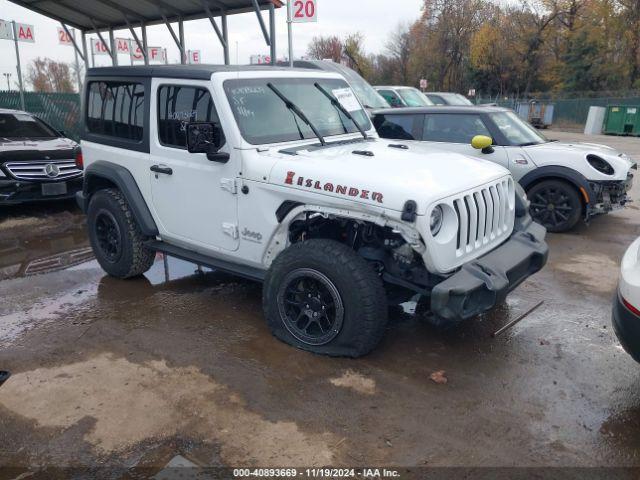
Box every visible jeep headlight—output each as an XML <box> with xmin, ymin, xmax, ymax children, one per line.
<box><xmin>430</xmin><ymin>205</ymin><xmax>444</xmax><ymax>236</ymax></box>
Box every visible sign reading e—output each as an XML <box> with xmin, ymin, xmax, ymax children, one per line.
<box><xmin>291</xmin><ymin>0</ymin><xmax>317</xmax><ymax>23</ymax></box>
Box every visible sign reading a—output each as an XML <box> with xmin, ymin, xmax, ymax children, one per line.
<box><xmin>15</xmin><ymin>23</ymin><xmax>35</xmax><ymax>42</ymax></box>
<box><xmin>291</xmin><ymin>0</ymin><xmax>317</xmax><ymax>23</ymax></box>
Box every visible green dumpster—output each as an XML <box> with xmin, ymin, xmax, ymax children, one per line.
<box><xmin>604</xmin><ymin>105</ymin><xmax>640</xmax><ymax>136</ymax></box>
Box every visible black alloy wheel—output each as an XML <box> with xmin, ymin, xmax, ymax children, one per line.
<box><xmin>527</xmin><ymin>180</ymin><xmax>582</xmax><ymax>232</ymax></box>
<box><xmin>277</xmin><ymin>268</ymin><xmax>345</xmax><ymax>346</ymax></box>
<box><xmin>95</xmin><ymin>209</ymin><xmax>122</xmax><ymax>263</ymax></box>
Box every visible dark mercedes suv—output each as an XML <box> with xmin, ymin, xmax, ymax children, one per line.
<box><xmin>0</xmin><ymin>108</ymin><xmax>83</xmax><ymax>205</ymax></box>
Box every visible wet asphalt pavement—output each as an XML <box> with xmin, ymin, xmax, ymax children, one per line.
<box><xmin>0</xmin><ymin>131</ymin><xmax>639</xmax><ymax>475</ymax></box>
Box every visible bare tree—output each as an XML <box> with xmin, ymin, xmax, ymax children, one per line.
<box><xmin>306</xmin><ymin>36</ymin><xmax>343</xmax><ymax>63</ymax></box>
<box><xmin>385</xmin><ymin>23</ymin><xmax>413</xmax><ymax>85</ymax></box>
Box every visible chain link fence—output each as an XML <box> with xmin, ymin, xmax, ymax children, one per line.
<box><xmin>477</xmin><ymin>91</ymin><xmax>640</xmax><ymax>130</ymax></box>
<box><xmin>0</xmin><ymin>91</ymin><xmax>81</xmax><ymax>140</ymax></box>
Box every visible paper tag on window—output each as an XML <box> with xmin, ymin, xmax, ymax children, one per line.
<box><xmin>13</xmin><ymin>114</ymin><xmax>36</xmax><ymax>122</ymax></box>
<box><xmin>332</xmin><ymin>88</ymin><xmax>361</xmax><ymax>112</ymax></box>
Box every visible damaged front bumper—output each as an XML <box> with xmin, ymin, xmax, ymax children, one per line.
<box><xmin>430</xmin><ymin>219</ymin><xmax>548</xmax><ymax>324</ymax></box>
<box><xmin>587</xmin><ymin>174</ymin><xmax>633</xmax><ymax>218</ymax></box>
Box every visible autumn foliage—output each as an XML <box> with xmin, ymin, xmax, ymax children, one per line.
<box><xmin>307</xmin><ymin>0</ymin><xmax>640</xmax><ymax>96</ymax></box>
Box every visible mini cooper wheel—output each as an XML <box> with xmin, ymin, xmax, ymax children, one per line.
<box><xmin>87</xmin><ymin>188</ymin><xmax>155</xmax><ymax>278</ymax></box>
<box><xmin>263</xmin><ymin>239</ymin><xmax>388</xmax><ymax>357</ymax></box>
<box><xmin>527</xmin><ymin>180</ymin><xmax>582</xmax><ymax>233</ymax></box>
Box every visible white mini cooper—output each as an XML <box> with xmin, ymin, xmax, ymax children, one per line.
<box><xmin>373</xmin><ymin>106</ymin><xmax>636</xmax><ymax>232</ymax></box>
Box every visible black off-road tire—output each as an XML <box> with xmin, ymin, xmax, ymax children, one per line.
<box><xmin>87</xmin><ymin>188</ymin><xmax>155</xmax><ymax>279</ymax></box>
<box><xmin>263</xmin><ymin>239</ymin><xmax>388</xmax><ymax>357</ymax></box>
<box><xmin>527</xmin><ymin>179</ymin><xmax>583</xmax><ymax>233</ymax></box>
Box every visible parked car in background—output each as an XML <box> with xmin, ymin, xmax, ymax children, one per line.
<box><xmin>373</xmin><ymin>106</ymin><xmax>636</xmax><ymax>232</ymax></box>
<box><xmin>424</xmin><ymin>92</ymin><xmax>474</xmax><ymax>106</ymax></box>
<box><xmin>0</xmin><ymin>108</ymin><xmax>82</xmax><ymax>205</ymax></box>
<box><xmin>280</xmin><ymin>59</ymin><xmax>391</xmax><ymax>113</ymax></box>
<box><xmin>613</xmin><ymin>236</ymin><xmax>640</xmax><ymax>363</ymax></box>
<box><xmin>373</xmin><ymin>86</ymin><xmax>434</xmax><ymax>108</ymax></box>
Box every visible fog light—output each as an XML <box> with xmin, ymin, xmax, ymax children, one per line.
<box><xmin>430</xmin><ymin>205</ymin><xmax>443</xmax><ymax>236</ymax></box>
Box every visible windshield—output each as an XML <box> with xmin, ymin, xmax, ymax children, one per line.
<box><xmin>0</xmin><ymin>113</ymin><xmax>58</xmax><ymax>139</ymax></box>
<box><xmin>224</xmin><ymin>78</ymin><xmax>372</xmax><ymax>145</ymax></box>
<box><xmin>397</xmin><ymin>88</ymin><xmax>433</xmax><ymax>107</ymax></box>
<box><xmin>490</xmin><ymin>111</ymin><xmax>548</xmax><ymax>146</ymax></box>
<box><xmin>445</xmin><ymin>94</ymin><xmax>474</xmax><ymax>106</ymax></box>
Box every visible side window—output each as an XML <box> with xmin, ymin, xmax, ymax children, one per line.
<box><xmin>157</xmin><ymin>85</ymin><xmax>222</xmax><ymax>149</ymax></box>
<box><xmin>426</xmin><ymin>95</ymin><xmax>446</xmax><ymax>105</ymax></box>
<box><xmin>374</xmin><ymin>114</ymin><xmax>416</xmax><ymax>140</ymax></box>
<box><xmin>378</xmin><ymin>90</ymin><xmax>404</xmax><ymax>108</ymax></box>
<box><xmin>87</xmin><ymin>81</ymin><xmax>145</xmax><ymax>141</ymax></box>
<box><xmin>422</xmin><ymin>114</ymin><xmax>491</xmax><ymax>143</ymax></box>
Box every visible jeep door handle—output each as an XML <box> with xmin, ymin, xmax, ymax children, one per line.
<box><xmin>150</xmin><ymin>165</ymin><xmax>173</xmax><ymax>175</ymax></box>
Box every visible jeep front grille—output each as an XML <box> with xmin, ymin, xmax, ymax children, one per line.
<box><xmin>4</xmin><ymin>159</ymin><xmax>82</xmax><ymax>181</ymax></box>
<box><xmin>453</xmin><ymin>179</ymin><xmax>514</xmax><ymax>256</ymax></box>
<box><xmin>424</xmin><ymin>176</ymin><xmax>516</xmax><ymax>274</ymax></box>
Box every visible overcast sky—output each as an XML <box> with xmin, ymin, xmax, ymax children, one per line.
<box><xmin>0</xmin><ymin>0</ymin><xmax>424</xmax><ymax>90</ymax></box>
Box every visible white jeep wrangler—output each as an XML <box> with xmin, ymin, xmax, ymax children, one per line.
<box><xmin>77</xmin><ymin>65</ymin><xmax>549</xmax><ymax>357</ymax></box>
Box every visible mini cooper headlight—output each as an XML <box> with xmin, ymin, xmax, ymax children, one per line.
<box><xmin>587</xmin><ymin>154</ymin><xmax>614</xmax><ymax>175</ymax></box>
<box><xmin>430</xmin><ymin>205</ymin><xmax>444</xmax><ymax>236</ymax></box>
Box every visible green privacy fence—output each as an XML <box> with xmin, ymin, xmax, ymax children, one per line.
<box><xmin>0</xmin><ymin>91</ymin><xmax>82</xmax><ymax>140</ymax></box>
<box><xmin>477</xmin><ymin>93</ymin><xmax>640</xmax><ymax>129</ymax></box>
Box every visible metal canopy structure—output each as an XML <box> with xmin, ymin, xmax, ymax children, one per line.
<box><xmin>8</xmin><ymin>0</ymin><xmax>283</xmax><ymax>66</ymax></box>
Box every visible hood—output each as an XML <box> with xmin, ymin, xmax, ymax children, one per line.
<box><xmin>0</xmin><ymin>137</ymin><xmax>78</xmax><ymax>163</ymax></box>
<box><xmin>267</xmin><ymin>139</ymin><xmax>510</xmax><ymax>214</ymax></box>
<box><xmin>524</xmin><ymin>141</ymin><xmax>634</xmax><ymax>181</ymax></box>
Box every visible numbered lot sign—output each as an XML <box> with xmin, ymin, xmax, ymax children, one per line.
<box><xmin>291</xmin><ymin>0</ymin><xmax>317</xmax><ymax>23</ymax></box>
<box><xmin>91</xmin><ymin>38</ymin><xmax>109</xmax><ymax>55</ymax></box>
<box><xmin>188</xmin><ymin>50</ymin><xmax>201</xmax><ymax>64</ymax></box>
<box><xmin>58</xmin><ymin>27</ymin><xmax>73</xmax><ymax>45</ymax></box>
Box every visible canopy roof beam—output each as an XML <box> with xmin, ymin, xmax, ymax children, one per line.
<box><xmin>90</xmin><ymin>18</ymin><xmax>113</xmax><ymax>60</ymax></box>
<box><xmin>124</xmin><ymin>17</ymin><xmax>148</xmax><ymax>64</ymax></box>
<box><xmin>251</xmin><ymin>0</ymin><xmax>271</xmax><ymax>47</ymax></box>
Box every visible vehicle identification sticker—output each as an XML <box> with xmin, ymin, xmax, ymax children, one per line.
<box><xmin>13</xmin><ymin>114</ymin><xmax>36</xmax><ymax>122</ymax></box>
<box><xmin>332</xmin><ymin>88</ymin><xmax>361</xmax><ymax>112</ymax></box>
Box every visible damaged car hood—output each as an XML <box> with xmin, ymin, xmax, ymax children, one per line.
<box><xmin>267</xmin><ymin>139</ymin><xmax>511</xmax><ymax>215</ymax></box>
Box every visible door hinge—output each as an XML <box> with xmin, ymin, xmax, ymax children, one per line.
<box><xmin>222</xmin><ymin>223</ymin><xmax>239</xmax><ymax>239</ymax></box>
<box><xmin>220</xmin><ymin>178</ymin><xmax>238</xmax><ymax>194</ymax></box>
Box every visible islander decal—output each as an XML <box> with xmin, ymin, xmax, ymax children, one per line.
<box><xmin>285</xmin><ymin>171</ymin><xmax>384</xmax><ymax>204</ymax></box>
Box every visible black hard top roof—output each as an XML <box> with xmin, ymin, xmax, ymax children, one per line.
<box><xmin>87</xmin><ymin>64</ymin><xmax>322</xmax><ymax>80</ymax></box>
<box><xmin>372</xmin><ymin>105</ymin><xmax>510</xmax><ymax>115</ymax></box>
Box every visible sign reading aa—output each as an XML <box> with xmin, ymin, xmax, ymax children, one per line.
<box><xmin>15</xmin><ymin>22</ymin><xmax>35</xmax><ymax>42</ymax></box>
<box><xmin>291</xmin><ymin>0</ymin><xmax>317</xmax><ymax>22</ymax></box>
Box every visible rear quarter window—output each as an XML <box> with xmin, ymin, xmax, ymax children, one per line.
<box><xmin>86</xmin><ymin>81</ymin><xmax>145</xmax><ymax>142</ymax></box>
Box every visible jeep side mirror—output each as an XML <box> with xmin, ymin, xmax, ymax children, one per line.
<box><xmin>186</xmin><ymin>122</ymin><xmax>229</xmax><ymax>163</ymax></box>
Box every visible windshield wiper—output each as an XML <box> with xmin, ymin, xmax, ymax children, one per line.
<box><xmin>267</xmin><ymin>82</ymin><xmax>325</xmax><ymax>146</ymax></box>
<box><xmin>314</xmin><ymin>83</ymin><xmax>368</xmax><ymax>140</ymax></box>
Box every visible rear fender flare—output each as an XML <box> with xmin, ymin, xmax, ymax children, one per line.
<box><xmin>80</xmin><ymin>160</ymin><xmax>158</xmax><ymax>237</ymax></box>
